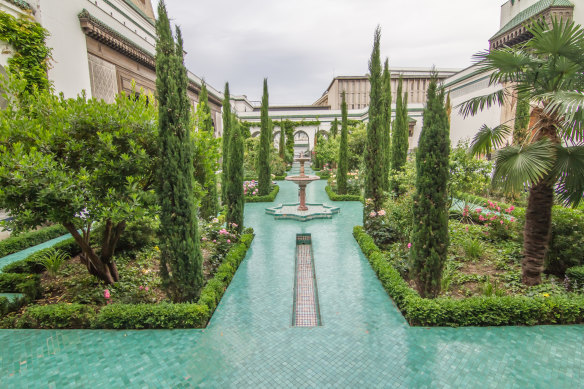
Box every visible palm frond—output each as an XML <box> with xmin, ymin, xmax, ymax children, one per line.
<box><xmin>492</xmin><ymin>139</ymin><xmax>555</xmax><ymax>193</ymax></box>
<box><xmin>551</xmin><ymin>144</ymin><xmax>584</xmax><ymax>207</ymax></box>
<box><xmin>468</xmin><ymin>124</ymin><xmax>511</xmax><ymax>157</ymax></box>
<box><xmin>457</xmin><ymin>89</ymin><xmax>507</xmax><ymax>118</ymax></box>
<box><xmin>527</xmin><ymin>18</ymin><xmax>584</xmax><ymax>61</ymax></box>
<box><xmin>539</xmin><ymin>91</ymin><xmax>584</xmax><ymax>142</ymax></box>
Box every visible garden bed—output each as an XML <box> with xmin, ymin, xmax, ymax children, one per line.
<box><xmin>0</xmin><ymin>224</ymin><xmax>68</xmax><ymax>257</ymax></box>
<box><xmin>325</xmin><ymin>185</ymin><xmax>362</xmax><ymax>202</ymax></box>
<box><xmin>353</xmin><ymin>226</ymin><xmax>584</xmax><ymax>326</ymax></box>
<box><xmin>244</xmin><ymin>184</ymin><xmax>280</xmax><ymax>203</ymax></box>
<box><xmin>0</xmin><ymin>225</ymin><xmax>255</xmax><ymax>329</ymax></box>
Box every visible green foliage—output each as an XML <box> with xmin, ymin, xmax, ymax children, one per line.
<box><xmin>449</xmin><ymin>140</ymin><xmax>492</xmax><ymax>197</ymax></box>
<box><xmin>565</xmin><ymin>266</ymin><xmax>584</xmax><ymax>289</ymax></box>
<box><xmin>193</xmin><ymin>82</ymin><xmax>220</xmax><ymax>220</ymax></box>
<box><xmin>0</xmin><ymin>74</ymin><xmax>157</xmax><ymax>284</ymax></box>
<box><xmin>2</xmin><ymin>303</ymin><xmax>96</xmax><ymax>329</ymax></box>
<box><xmin>244</xmin><ymin>185</ymin><xmax>279</xmax><ymax>203</ymax></box>
<box><xmin>0</xmin><ymin>273</ymin><xmax>41</xmax><ymax>299</ymax></box>
<box><xmin>545</xmin><ymin>206</ymin><xmax>584</xmax><ymax>275</ymax></box>
<box><xmin>0</xmin><ymin>224</ymin><xmax>67</xmax><ymax>258</ymax></box>
<box><xmin>330</xmin><ymin>118</ymin><xmax>338</xmax><ymax>138</ymax></box>
<box><xmin>94</xmin><ymin>303</ymin><xmax>208</xmax><ymax>329</ymax></box>
<box><xmin>37</xmin><ymin>248</ymin><xmax>67</xmax><ymax>277</ymax></box>
<box><xmin>354</xmin><ymin>225</ymin><xmax>584</xmax><ymax>327</ymax></box>
<box><xmin>364</xmin><ymin>26</ymin><xmax>385</xmax><ymax>212</ymax></box>
<box><xmin>381</xmin><ymin>58</ymin><xmax>392</xmax><ymax>191</ymax></box>
<box><xmin>226</xmin><ymin>118</ymin><xmax>244</xmax><ymax>233</ymax></box>
<box><xmin>337</xmin><ymin>92</ymin><xmax>349</xmax><ymax>194</ymax></box>
<box><xmin>221</xmin><ymin>82</ymin><xmax>231</xmax><ymax>204</ymax></box>
<box><xmin>2</xmin><ymin>238</ymin><xmax>79</xmax><ymax>274</ymax></box>
<box><xmin>347</xmin><ymin>123</ymin><xmax>368</xmax><ymax>171</ymax></box>
<box><xmin>462</xmin><ymin>238</ymin><xmax>483</xmax><ymax>260</ymax></box>
<box><xmin>0</xmin><ymin>11</ymin><xmax>51</xmax><ymax>92</ymax></box>
<box><xmin>258</xmin><ymin>79</ymin><xmax>272</xmax><ymax>195</ymax></box>
<box><xmin>513</xmin><ymin>90</ymin><xmax>530</xmax><ymax>145</ymax></box>
<box><xmin>410</xmin><ymin>77</ymin><xmax>450</xmax><ymax>298</ymax></box>
<box><xmin>278</xmin><ymin>122</ymin><xmax>286</xmax><ymax>159</ymax></box>
<box><xmin>325</xmin><ymin>185</ymin><xmax>362</xmax><ymax>202</ymax></box>
<box><xmin>155</xmin><ymin>3</ymin><xmax>203</xmax><ymax>301</ymax></box>
<box><xmin>390</xmin><ymin>76</ymin><xmax>409</xmax><ymax>194</ymax></box>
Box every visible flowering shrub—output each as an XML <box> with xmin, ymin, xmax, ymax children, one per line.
<box><xmin>328</xmin><ymin>169</ymin><xmax>361</xmax><ymax>196</ymax></box>
<box><xmin>363</xmin><ymin>199</ymin><xmax>397</xmax><ymax>249</ymax></box>
<box><xmin>243</xmin><ymin>180</ymin><xmax>277</xmax><ymax>198</ymax></box>
<box><xmin>474</xmin><ymin>200</ymin><xmax>516</xmax><ymax>240</ymax></box>
<box><xmin>202</xmin><ymin>219</ymin><xmax>241</xmax><ymax>265</ymax></box>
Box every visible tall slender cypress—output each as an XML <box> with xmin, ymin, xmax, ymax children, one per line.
<box><xmin>381</xmin><ymin>58</ymin><xmax>392</xmax><ymax>191</ymax></box>
<box><xmin>278</xmin><ymin>122</ymin><xmax>285</xmax><ymax>159</ymax></box>
<box><xmin>337</xmin><ymin>92</ymin><xmax>349</xmax><ymax>194</ymax></box>
<box><xmin>410</xmin><ymin>77</ymin><xmax>450</xmax><ymax>298</ymax></box>
<box><xmin>364</xmin><ymin>26</ymin><xmax>384</xmax><ymax>211</ymax></box>
<box><xmin>258</xmin><ymin>78</ymin><xmax>271</xmax><ymax>195</ymax></box>
<box><xmin>155</xmin><ymin>2</ymin><xmax>202</xmax><ymax>302</ymax></box>
<box><xmin>221</xmin><ymin>83</ymin><xmax>231</xmax><ymax>204</ymax></box>
<box><xmin>330</xmin><ymin>118</ymin><xmax>339</xmax><ymax>138</ymax></box>
<box><xmin>226</xmin><ymin>115</ymin><xmax>244</xmax><ymax>234</ymax></box>
<box><xmin>390</xmin><ymin>76</ymin><xmax>409</xmax><ymax>194</ymax></box>
<box><xmin>194</xmin><ymin>82</ymin><xmax>219</xmax><ymax>220</ymax></box>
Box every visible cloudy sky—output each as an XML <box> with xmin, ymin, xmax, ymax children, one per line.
<box><xmin>162</xmin><ymin>0</ymin><xmax>501</xmax><ymax>105</ymax></box>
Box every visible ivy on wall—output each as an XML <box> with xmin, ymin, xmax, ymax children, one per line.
<box><xmin>0</xmin><ymin>11</ymin><xmax>51</xmax><ymax>92</ymax></box>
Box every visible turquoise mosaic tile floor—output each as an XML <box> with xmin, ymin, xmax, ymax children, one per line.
<box><xmin>1</xmin><ymin>170</ymin><xmax>583</xmax><ymax>387</ymax></box>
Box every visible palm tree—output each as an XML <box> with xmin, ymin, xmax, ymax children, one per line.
<box><xmin>460</xmin><ymin>19</ymin><xmax>584</xmax><ymax>286</ymax></box>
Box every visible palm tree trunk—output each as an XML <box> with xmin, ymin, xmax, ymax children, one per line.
<box><xmin>522</xmin><ymin>180</ymin><xmax>554</xmax><ymax>285</ymax></box>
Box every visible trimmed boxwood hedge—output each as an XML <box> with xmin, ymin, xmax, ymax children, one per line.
<box><xmin>2</xmin><ymin>238</ymin><xmax>80</xmax><ymax>274</ymax></box>
<box><xmin>325</xmin><ymin>185</ymin><xmax>362</xmax><ymax>202</ymax></box>
<box><xmin>0</xmin><ymin>224</ymin><xmax>68</xmax><ymax>258</ymax></box>
<box><xmin>353</xmin><ymin>225</ymin><xmax>584</xmax><ymax>327</ymax></box>
<box><xmin>0</xmin><ymin>231</ymin><xmax>255</xmax><ymax>329</ymax></box>
<box><xmin>566</xmin><ymin>266</ymin><xmax>584</xmax><ymax>288</ymax></box>
<box><xmin>245</xmin><ymin>185</ymin><xmax>279</xmax><ymax>203</ymax></box>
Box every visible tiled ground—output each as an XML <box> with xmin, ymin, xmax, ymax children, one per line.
<box><xmin>294</xmin><ymin>239</ymin><xmax>320</xmax><ymax>327</ymax></box>
<box><xmin>1</xmin><ymin>165</ymin><xmax>583</xmax><ymax>387</ymax></box>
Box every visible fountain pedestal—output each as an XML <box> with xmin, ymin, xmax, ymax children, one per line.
<box><xmin>285</xmin><ymin>157</ymin><xmax>318</xmax><ymax>212</ymax></box>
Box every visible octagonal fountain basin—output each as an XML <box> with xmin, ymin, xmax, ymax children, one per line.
<box><xmin>265</xmin><ymin>203</ymin><xmax>340</xmax><ymax>221</ymax></box>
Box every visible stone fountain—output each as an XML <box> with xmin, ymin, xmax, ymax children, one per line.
<box><xmin>265</xmin><ymin>155</ymin><xmax>340</xmax><ymax>221</ymax></box>
<box><xmin>285</xmin><ymin>156</ymin><xmax>320</xmax><ymax>211</ymax></box>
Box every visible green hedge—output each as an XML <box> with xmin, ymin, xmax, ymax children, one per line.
<box><xmin>325</xmin><ymin>185</ymin><xmax>362</xmax><ymax>202</ymax></box>
<box><xmin>353</xmin><ymin>225</ymin><xmax>584</xmax><ymax>327</ymax></box>
<box><xmin>316</xmin><ymin>171</ymin><xmax>331</xmax><ymax>179</ymax></box>
<box><xmin>0</xmin><ymin>224</ymin><xmax>68</xmax><ymax>258</ymax></box>
<box><xmin>0</xmin><ymin>231</ymin><xmax>255</xmax><ymax>329</ymax></box>
<box><xmin>273</xmin><ymin>175</ymin><xmax>286</xmax><ymax>180</ymax></box>
<box><xmin>245</xmin><ymin>185</ymin><xmax>279</xmax><ymax>203</ymax></box>
<box><xmin>2</xmin><ymin>238</ymin><xmax>80</xmax><ymax>274</ymax></box>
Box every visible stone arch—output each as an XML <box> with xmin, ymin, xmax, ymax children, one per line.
<box><xmin>273</xmin><ymin>130</ymin><xmax>281</xmax><ymax>148</ymax></box>
<box><xmin>251</xmin><ymin>130</ymin><xmax>260</xmax><ymax>138</ymax></box>
<box><xmin>293</xmin><ymin>130</ymin><xmax>310</xmax><ymax>155</ymax></box>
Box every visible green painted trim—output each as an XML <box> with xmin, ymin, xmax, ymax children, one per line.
<box><xmin>442</xmin><ymin>68</ymin><xmax>486</xmax><ymax>89</ymax></box>
<box><xmin>121</xmin><ymin>0</ymin><xmax>155</xmax><ymax>25</ymax></box>
<box><xmin>102</xmin><ymin>0</ymin><xmax>156</xmax><ymax>39</ymax></box>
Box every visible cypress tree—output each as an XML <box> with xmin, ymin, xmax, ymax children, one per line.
<box><xmin>410</xmin><ymin>76</ymin><xmax>450</xmax><ymax>298</ymax></box>
<box><xmin>278</xmin><ymin>122</ymin><xmax>285</xmax><ymax>160</ymax></box>
<box><xmin>258</xmin><ymin>78</ymin><xmax>271</xmax><ymax>195</ymax></box>
<box><xmin>364</xmin><ymin>26</ymin><xmax>384</xmax><ymax>211</ymax></box>
<box><xmin>330</xmin><ymin>118</ymin><xmax>339</xmax><ymax>138</ymax></box>
<box><xmin>221</xmin><ymin>83</ymin><xmax>231</xmax><ymax>204</ymax></box>
<box><xmin>226</xmin><ymin>115</ymin><xmax>244</xmax><ymax>234</ymax></box>
<box><xmin>194</xmin><ymin>82</ymin><xmax>219</xmax><ymax>220</ymax></box>
<box><xmin>337</xmin><ymin>92</ymin><xmax>349</xmax><ymax>194</ymax></box>
<box><xmin>390</xmin><ymin>76</ymin><xmax>409</xmax><ymax>194</ymax></box>
<box><xmin>513</xmin><ymin>90</ymin><xmax>530</xmax><ymax>145</ymax></box>
<box><xmin>284</xmin><ymin>120</ymin><xmax>295</xmax><ymax>160</ymax></box>
<box><xmin>155</xmin><ymin>2</ymin><xmax>203</xmax><ymax>302</ymax></box>
<box><xmin>381</xmin><ymin>58</ymin><xmax>392</xmax><ymax>191</ymax></box>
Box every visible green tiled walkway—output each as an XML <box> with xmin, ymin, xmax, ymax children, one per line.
<box><xmin>1</xmin><ymin>174</ymin><xmax>583</xmax><ymax>387</ymax></box>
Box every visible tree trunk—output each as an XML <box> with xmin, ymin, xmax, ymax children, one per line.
<box><xmin>522</xmin><ymin>180</ymin><xmax>554</xmax><ymax>285</ymax></box>
<box><xmin>63</xmin><ymin>222</ymin><xmax>119</xmax><ymax>284</ymax></box>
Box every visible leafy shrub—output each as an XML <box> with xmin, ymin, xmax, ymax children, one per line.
<box><xmin>94</xmin><ymin>303</ymin><xmax>209</xmax><ymax>329</ymax></box>
<box><xmin>545</xmin><ymin>207</ymin><xmax>584</xmax><ymax>275</ymax></box>
<box><xmin>0</xmin><ymin>224</ymin><xmax>68</xmax><ymax>258</ymax></box>
<box><xmin>462</xmin><ymin>238</ymin><xmax>483</xmax><ymax>260</ymax></box>
<box><xmin>0</xmin><ymin>295</ymin><xmax>27</xmax><ymax>317</ymax></box>
<box><xmin>2</xmin><ymin>303</ymin><xmax>96</xmax><ymax>329</ymax></box>
<box><xmin>566</xmin><ymin>266</ymin><xmax>584</xmax><ymax>289</ymax></box>
<box><xmin>37</xmin><ymin>248</ymin><xmax>67</xmax><ymax>277</ymax></box>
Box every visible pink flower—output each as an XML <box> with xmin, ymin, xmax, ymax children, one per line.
<box><xmin>227</xmin><ymin>239</ymin><xmax>231</xmax><ymax>243</ymax></box>
<box><xmin>509</xmin><ymin>205</ymin><xmax>515</xmax><ymax>211</ymax></box>
<box><xmin>145</xmin><ymin>287</ymin><xmax>149</xmax><ymax>291</ymax></box>
<box><xmin>104</xmin><ymin>289</ymin><xmax>110</xmax><ymax>299</ymax></box>
<box><xmin>213</xmin><ymin>239</ymin><xmax>216</xmax><ymax>243</ymax></box>
<box><xmin>510</xmin><ymin>217</ymin><xmax>515</xmax><ymax>222</ymax></box>
<box><xmin>500</xmin><ymin>220</ymin><xmax>504</xmax><ymax>224</ymax></box>
<box><xmin>369</xmin><ymin>211</ymin><xmax>377</xmax><ymax>217</ymax></box>
<box><xmin>407</xmin><ymin>243</ymin><xmax>412</xmax><ymax>249</ymax></box>
<box><xmin>479</xmin><ymin>215</ymin><xmax>485</xmax><ymax>221</ymax></box>
<box><xmin>202</xmin><ymin>237</ymin><xmax>207</xmax><ymax>241</ymax></box>
<box><xmin>476</xmin><ymin>208</ymin><xmax>482</xmax><ymax>213</ymax></box>
<box><xmin>378</xmin><ymin>210</ymin><xmax>386</xmax><ymax>216</ymax></box>
<box><xmin>139</xmin><ymin>286</ymin><xmax>144</xmax><ymax>290</ymax></box>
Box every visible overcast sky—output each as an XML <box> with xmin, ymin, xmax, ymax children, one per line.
<box><xmin>162</xmin><ymin>0</ymin><xmax>501</xmax><ymax>105</ymax></box>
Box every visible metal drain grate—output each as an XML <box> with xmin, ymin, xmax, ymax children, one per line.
<box><xmin>292</xmin><ymin>234</ymin><xmax>322</xmax><ymax>327</ymax></box>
